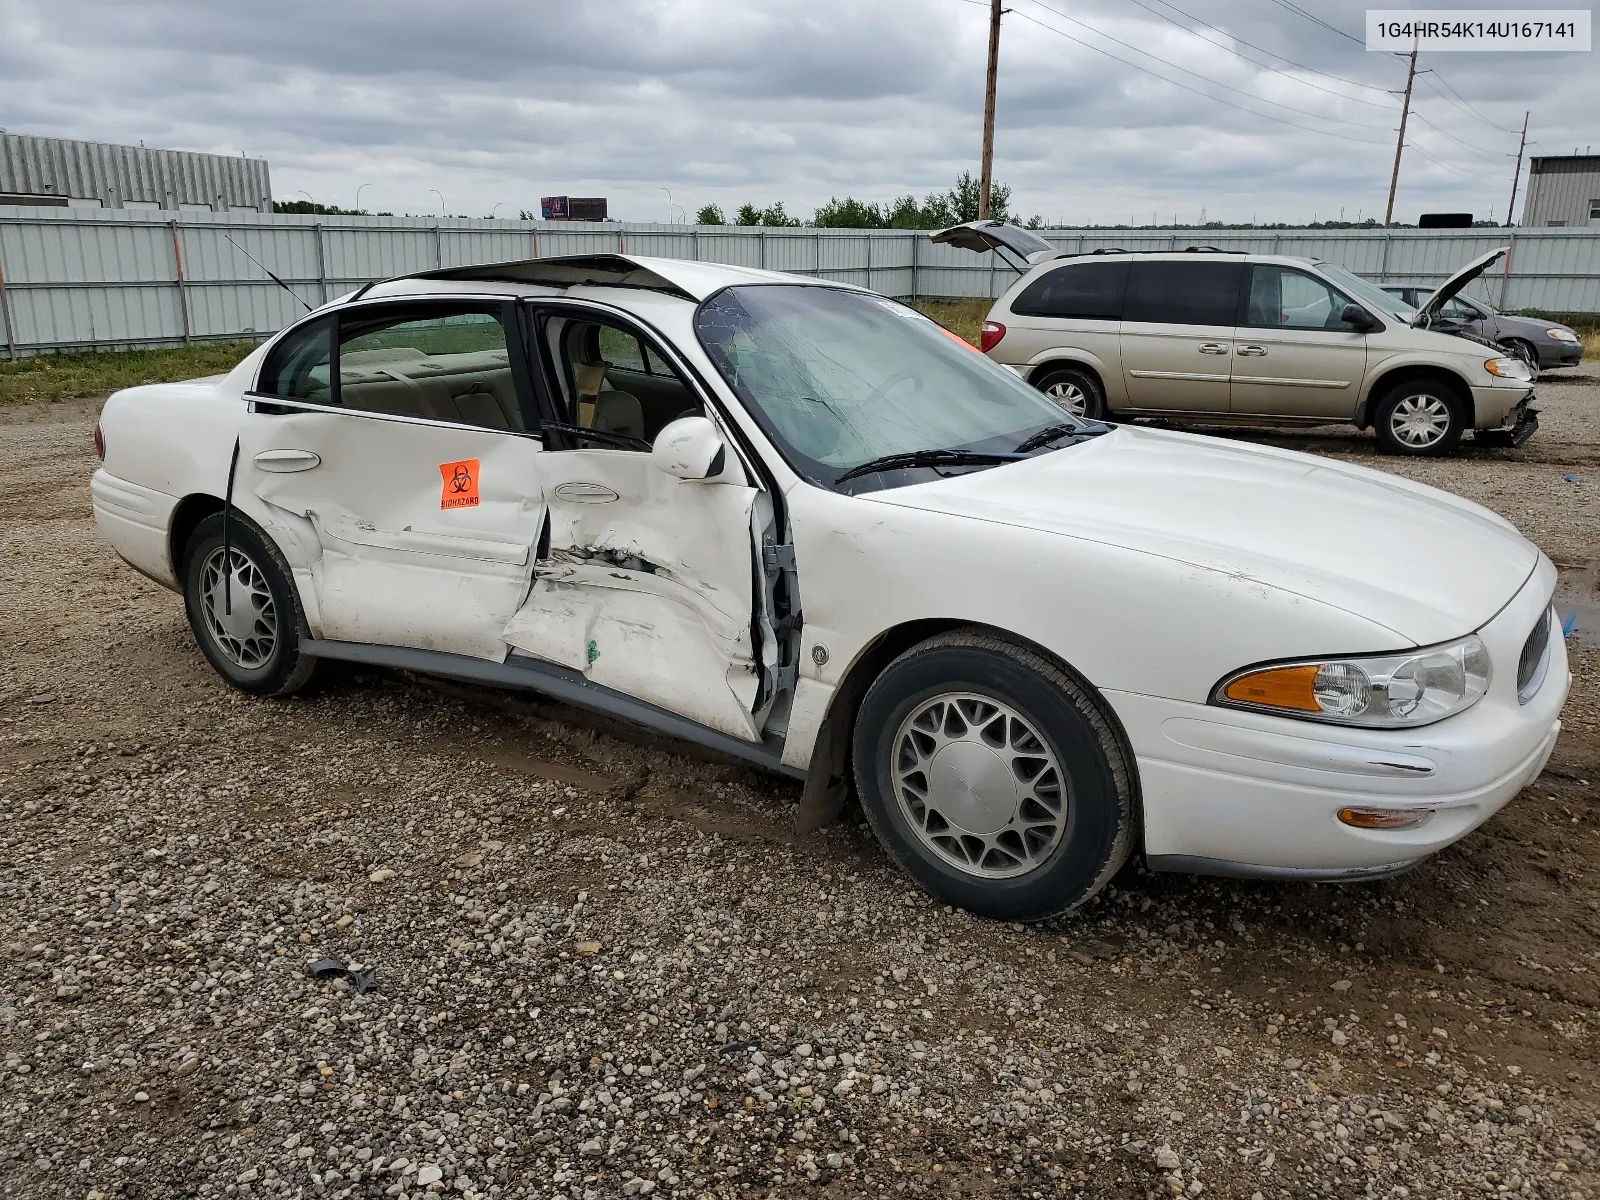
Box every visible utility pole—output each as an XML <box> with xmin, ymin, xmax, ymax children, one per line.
<box><xmin>1505</xmin><ymin>110</ymin><xmax>1530</xmax><ymax>227</ymax></box>
<box><xmin>1384</xmin><ymin>41</ymin><xmax>1418</xmax><ymax>228</ymax></box>
<box><xmin>978</xmin><ymin>0</ymin><xmax>1002</xmax><ymax>220</ymax></box>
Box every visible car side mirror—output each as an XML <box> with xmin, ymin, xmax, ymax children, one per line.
<box><xmin>651</xmin><ymin>415</ymin><xmax>728</xmax><ymax>481</ymax></box>
<box><xmin>1341</xmin><ymin>303</ymin><xmax>1378</xmax><ymax>332</ymax></box>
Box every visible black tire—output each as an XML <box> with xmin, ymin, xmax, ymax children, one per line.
<box><xmin>1372</xmin><ymin>379</ymin><xmax>1465</xmax><ymax>456</ymax></box>
<box><xmin>180</xmin><ymin>511</ymin><xmax>320</xmax><ymax>697</ymax></box>
<box><xmin>1032</xmin><ymin>365</ymin><xmax>1106</xmax><ymax>420</ymax></box>
<box><xmin>851</xmin><ymin>630</ymin><xmax>1135</xmax><ymax>922</ymax></box>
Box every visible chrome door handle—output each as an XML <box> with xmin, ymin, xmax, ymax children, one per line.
<box><xmin>1197</xmin><ymin>343</ymin><xmax>1230</xmax><ymax>355</ymax></box>
<box><xmin>1237</xmin><ymin>345</ymin><xmax>1268</xmax><ymax>357</ymax></box>
<box><xmin>253</xmin><ymin>449</ymin><xmax>321</xmax><ymax>473</ymax></box>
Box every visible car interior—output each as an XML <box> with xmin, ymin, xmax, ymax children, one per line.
<box><xmin>336</xmin><ymin>311</ymin><xmax>524</xmax><ymax>431</ymax></box>
<box><xmin>545</xmin><ymin>316</ymin><xmax>703</xmax><ymax>444</ymax></box>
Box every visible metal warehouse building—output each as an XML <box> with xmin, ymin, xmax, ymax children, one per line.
<box><xmin>1522</xmin><ymin>153</ymin><xmax>1600</xmax><ymax>228</ymax></box>
<box><xmin>0</xmin><ymin>132</ymin><xmax>272</xmax><ymax>213</ymax></box>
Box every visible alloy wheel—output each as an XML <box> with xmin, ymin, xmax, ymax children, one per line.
<box><xmin>891</xmin><ymin>692</ymin><xmax>1069</xmax><ymax>878</ymax></box>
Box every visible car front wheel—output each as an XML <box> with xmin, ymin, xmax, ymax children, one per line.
<box><xmin>181</xmin><ymin>511</ymin><xmax>320</xmax><ymax>696</ymax></box>
<box><xmin>1033</xmin><ymin>366</ymin><xmax>1106</xmax><ymax>420</ymax></box>
<box><xmin>852</xmin><ymin>630</ymin><xmax>1134</xmax><ymax>921</ymax></box>
<box><xmin>1372</xmin><ymin>381</ymin><xmax>1464</xmax><ymax>456</ymax></box>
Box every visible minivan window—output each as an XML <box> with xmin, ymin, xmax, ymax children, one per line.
<box><xmin>1244</xmin><ymin>264</ymin><xmax>1360</xmax><ymax>330</ymax></box>
<box><xmin>1124</xmin><ymin>261</ymin><xmax>1243</xmax><ymax>325</ymax></box>
<box><xmin>1011</xmin><ymin>260</ymin><xmax>1128</xmax><ymax>320</ymax></box>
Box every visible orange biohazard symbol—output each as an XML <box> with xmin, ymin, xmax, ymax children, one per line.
<box><xmin>439</xmin><ymin>459</ymin><xmax>480</xmax><ymax>509</ymax></box>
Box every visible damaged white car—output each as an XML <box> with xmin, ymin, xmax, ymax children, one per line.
<box><xmin>91</xmin><ymin>254</ymin><xmax>1570</xmax><ymax>920</ymax></box>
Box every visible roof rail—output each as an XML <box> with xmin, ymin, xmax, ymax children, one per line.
<box><xmin>1089</xmin><ymin>247</ymin><xmax>1128</xmax><ymax>254</ymax></box>
<box><xmin>1182</xmin><ymin>245</ymin><xmax>1245</xmax><ymax>254</ymax></box>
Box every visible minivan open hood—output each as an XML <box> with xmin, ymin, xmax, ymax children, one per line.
<box><xmin>1414</xmin><ymin>246</ymin><xmax>1506</xmax><ymax>325</ymax></box>
<box><xmin>931</xmin><ymin>221</ymin><xmax>1059</xmax><ymax>266</ymax></box>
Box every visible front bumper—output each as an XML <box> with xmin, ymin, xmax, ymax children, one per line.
<box><xmin>1108</xmin><ymin>559</ymin><xmax>1569</xmax><ymax>879</ymax></box>
<box><xmin>1540</xmin><ymin>341</ymin><xmax>1584</xmax><ymax>369</ymax></box>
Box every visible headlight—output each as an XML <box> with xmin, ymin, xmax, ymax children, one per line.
<box><xmin>1547</xmin><ymin>328</ymin><xmax>1580</xmax><ymax>343</ymax></box>
<box><xmin>1214</xmin><ymin>635</ymin><xmax>1491</xmax><ymax>728</ymax></box>
<box><xmin>1484</xmin><ymin>356</ymin><xmax>1531</xmax><ymax>380</ymax></box>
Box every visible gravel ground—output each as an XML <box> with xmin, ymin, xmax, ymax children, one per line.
<box><xmin>2</xmin><ymin>375</ymin><xmax>1599</xmax><ymax>1200</ymax></box>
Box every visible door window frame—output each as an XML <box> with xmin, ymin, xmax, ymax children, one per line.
<box><xmin>1239</xmin><ymin>263</ymin><xmax>1365</xmax><ymax>332</ymax></box>
<box><xmin>246</xmin><ymin>296</ymin><xmax>545</xmax><ymax>435</ymax></box>
<box><xmin>1122</xmin><ymin>259</ymin><xmax>1247</xmax><ymax>327</ymax></box>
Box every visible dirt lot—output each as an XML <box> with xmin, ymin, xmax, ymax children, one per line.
<box><xmin>2</xmin><ymin>375</ymin><xmax>1598</xmax><ymax>1200</ymax></box>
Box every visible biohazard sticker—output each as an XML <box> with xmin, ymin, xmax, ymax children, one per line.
<box><xmin>439</xmin><ymin>459</ymin><xmax>480</xmax><ymax>509</ymax></box>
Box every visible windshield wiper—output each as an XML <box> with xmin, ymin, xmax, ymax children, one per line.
<box><xmin>835</xmin><ymin>448</ymin><xmax>1027</xmax><ymax>484</ymax></box>
<box><xmin>1012</xmin><ymin>421</ymin><xmax>1111</xmax><ymax>454</ymax></box>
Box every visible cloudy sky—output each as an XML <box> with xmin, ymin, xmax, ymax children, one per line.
<box><xmin>2</xmin><ymin>0</ymin><xmax>1594</xmax><ymax>225</ymax></box>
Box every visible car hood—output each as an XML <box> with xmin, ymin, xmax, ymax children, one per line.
<box><xmin>1414</xmin><ymin>246</ymin><xmax>1506</xmax><ymax>324</ymax></box>
<box><xmin>864</xmin><ymin>426</ymin><xmax>1538</xmax><ymax>646</ymax></box>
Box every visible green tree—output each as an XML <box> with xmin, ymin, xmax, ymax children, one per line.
<box><xmin>946</xmin><ymin>171</ymin><xmax>1010</xmax><ymax>223</ymax></box>
<box><xmin>695</xmin><ymin>203</ymin><xmax>726</xmax><ymax>225</ymax></box>
<box><xmin>272</xmin><ymin>200</ymin><xmax>368</xmax><ymax>216</ymax></box>
<box><xmin>813</xmin><ymin>197</ymin><xmax>888</xmax><ymax>228</ymax></box>
<box><xmin>734</xmin><ymin>202</ymin><xmax>801</xmax><ymax>227</ymax></box>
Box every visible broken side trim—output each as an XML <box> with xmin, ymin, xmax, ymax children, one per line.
<box><xmin>301</xmin><ymin>637</ymin><xmax>804</xmax><ymax>780</ymax></box>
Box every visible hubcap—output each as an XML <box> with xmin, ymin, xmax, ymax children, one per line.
<box><xmin>1389</xmin><ymin>393</ymin><xmax>1451</xmax><ymax>448</ymax></box>
<box><xmin>891</xmin><ymin>693</ymin><xmax>1068</xmax><ymax>879</ymax></box>
<box><xmin>199</xmin><ymin>546</ymin><xmax>278</xmax><ymax>669</ymax></box>
<box><xmin>1044</xmin><ymin>380</ymin><xmax>1089</xmax><ymax>417</ymax></box>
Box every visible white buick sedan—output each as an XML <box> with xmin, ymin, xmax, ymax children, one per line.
<box><xmin>90</xmin><ymin>254</ymin><xmax>1570</xmax><ymax>921</ymax></box>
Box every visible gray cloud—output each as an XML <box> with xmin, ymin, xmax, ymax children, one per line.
<box><xmin>2</xmin><ymin>0</ymin><xmax>1591</xmax><ymax>225</ymax></box>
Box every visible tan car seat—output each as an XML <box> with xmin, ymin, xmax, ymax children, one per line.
<box><xmin>573</xmin><ymin>358</ymin><xmax>645</xmax><ymax>440</ymax></box>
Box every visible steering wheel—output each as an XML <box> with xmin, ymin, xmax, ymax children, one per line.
<box><xmin>864</xmin><ymin>369</ymin><xmax>924</xmax><ymax>408</ymax></box>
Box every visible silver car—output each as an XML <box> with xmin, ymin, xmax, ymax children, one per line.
<box><xmin>935</xmin><ymin>223</ymin><xmax>1539</xmax><ymax>455</ymax></box>
<box><xmin>1379</xmin><ymin>285</ymin><xmax>1584</xmax><ymax>371</ymax></box>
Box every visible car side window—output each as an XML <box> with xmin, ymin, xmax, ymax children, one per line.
<box><xmin>337</xmin><ymin>308</ymin><xmax>523</xmax><ymax>431</ymax></box>
<box><xmin>258</xmin><ymin>316</ymin><xmax>334</xmax><ymax>402</ymax></box>
<box><xmin>1442</xmin><ymin>297</ymin><xmax>1478</xmax><ymax>320</ymax></box>
<box><xmin>546</xmin><ymin>314</ymin><xmax>703</xmax><ymax>448</ymax></box>
<box><xmin>1011</xmin><ymin>260</ymin><xmax>1128</xmax><ymax>320</ymax></box>
<box><xmin>1124</xmin><ymin>261</ymin><xmax>1243</xmax><ymax>326</ymax></box>
<box><xmin>1244</xmin><ymin>265</ymin><xmax>1360</xmax><ymax>331</ymax></box>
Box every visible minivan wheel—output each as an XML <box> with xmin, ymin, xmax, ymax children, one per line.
<box><xmin>181</xmin><ymin>512</ymin><xmax>320</xmax><ymax>697</ymax></box>
<box><xmin>1033</xmin><ymin>366</ymin><xmax>1105</xmax><ymax>420</ymax></box>
<box><xmin>1373</xmin><ymin>382</ymin><xmax>1464</xmax><ymax>456</ymax></box>
<box><xmin>851</xmin><ymin>630</ymin><xmax>1134</xmax><ymax>922</ymax></box>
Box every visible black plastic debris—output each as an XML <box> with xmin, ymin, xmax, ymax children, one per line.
<box><xmin>307</xmin><ymin>957</ymin><xmax>378</xmax><ymax>994</ymax></box>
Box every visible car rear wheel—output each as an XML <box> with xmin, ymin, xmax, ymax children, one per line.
<box><xmin>851</xmin><ymin>630</ymin><xmax>1134</xmax><ymax>922</ymax></box>
<box><xmin>181</xmin><ymin>512</ymin><xmax>320</xmax><ymax>697</ymax></box>
<box><xmin>1033</xmin><ymin>366</ymin><xmax>1105</xmax><ymax>420</ymax></box>
<box><xmin>1373</xmin><ymin>381</ymin><xmax>1464</xmax><ymax>456</ymax></box>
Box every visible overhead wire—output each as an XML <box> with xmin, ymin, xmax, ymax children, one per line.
<box><xmin>1004</xmin><ymin>6</ymin><xmax>1391</xmax><ymax>145</ymax></box>
<box><xmin>1015</xmin><ymin>0</ymin><xmax>1395</xmax><ymax>132</ymax></box>
<box><xmin>1261</xmin><ymin>0</ymin><xmax>1367</xmax><ymax>46</ymax></box>
<box><xmin>1407</xmin><ymin>109</ymin><xmax>1514</xmax><ymax>161</ymax></box>
<box><xmin>1417</xmin><ymin>73</ymin><xmax>1522</xmax><ymax>135</ymax></box>
<box><xmin>1120</xmin><ymin>0</ymin><xmax>1398</xmax><ymax>108</ymax></box>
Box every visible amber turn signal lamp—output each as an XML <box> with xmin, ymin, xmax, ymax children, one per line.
<box><xmin>1337</xmin><ymin>807</ymin><xmax>1432</xmax><ymax>830</ymax></box>
<box><xmin>1222</xmin><ymin>664</ymin><xmax>1322</xmax><ymax>712</ymax></box>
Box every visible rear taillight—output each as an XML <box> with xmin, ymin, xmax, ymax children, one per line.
<box><xmin>93</xmin><ymin>423</ymin><xmax>106</xmax><ymax>461</ymax></box>
<box><xmin>980</xmin><ymin>321</ymin><xmax>1006</xmax><ymax>353</ymax></box>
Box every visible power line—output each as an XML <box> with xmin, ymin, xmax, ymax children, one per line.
<box><xmin>1404</xmin><ymin>139</ymin><xmax>1478</xmax><ymax>181</ymax></box>
<box><xmin>1124</xmin><ymin>0</ymin><xmax>1398</xmax><ymax>108</ymax></box>
<box><xmin>1418</xmin><ymin>72</ymin><xmax>1521</xmax><ymax>135</ymax></box>
<box><xmin>1407</xmin><ymin>108</ymin><xmax>1513</xmax><ymax>162</ymax></box>
<box><xmin>1006</xmin><ymin>7</ymin><xmax>1391</xmax><ymax>145</ymax></box>
<box><xmin>1016</xmin><ymin>0</ymin><xmax>1394</xmax><ymax>132</ymax></box>
<box><xmin>1262</xmin><ymin>0</ymin><xmax>1367</xmax><ymax>46</ymax></box>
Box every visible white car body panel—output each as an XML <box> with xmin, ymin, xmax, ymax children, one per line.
<box><xmin>88</xmin><ymin>254</ymin><xmax>1571</xmax><ymax>887</ymax></box>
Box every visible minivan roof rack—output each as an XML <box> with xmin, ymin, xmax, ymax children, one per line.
<box><xmin>1182</xmin><ymin>245</ymin><xmax>1245</xmax><ymax>253</ymax></box>
<box><xmin>1089</xmin><ymin>247</ymin><xmax>1128</xmax><ymax>254</ymax></box>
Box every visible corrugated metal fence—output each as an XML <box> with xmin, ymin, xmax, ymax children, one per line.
<box><xmin>2</xmin><ymin>207</ymin><xmax>1598</xmax><ymax>356</ymax></box>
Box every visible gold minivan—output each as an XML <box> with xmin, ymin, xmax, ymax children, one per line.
<box><xmin>933</xmin><ymin>223</ymin><xmax>1539</xmax><ymax>455</ymax></box>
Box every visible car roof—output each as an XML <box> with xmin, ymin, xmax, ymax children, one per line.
<box><xmin>359</xmin><ymin>253</ymin><xmax>834</xmax><ymax>304</ymax></box>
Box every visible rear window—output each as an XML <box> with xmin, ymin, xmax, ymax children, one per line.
<box><xmin>1124</xmin><ymin>261</ymin><xmax>1243</xmax><ymax>326</ymax></box>
<box><xmin>1011</xmin><ymin>261</ymin><xmax>1128</xmax><ymax>320</ymax></box>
